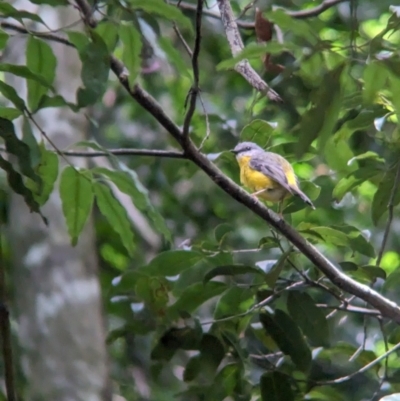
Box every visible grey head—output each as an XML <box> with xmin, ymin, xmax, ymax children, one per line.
<box><xmin>231</xmin><ymin>142</ymin><xmax>264</xmax><ymax>158</ymax></box>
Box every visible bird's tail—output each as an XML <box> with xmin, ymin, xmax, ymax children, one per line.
<box><xmin>290</xmin><ymin>186</ymin><xmax>315</xmax><ymax>209</ymax></box>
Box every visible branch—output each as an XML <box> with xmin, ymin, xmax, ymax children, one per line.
<box><xmin>172</xmin><ymin>0</ymin><xmax>348</xmax><ymax>28</ymax></box>
<box><xmin>216</xmin><ymin>0</ymin><xmax>281</xmax><ymax>102</ymax></box>
<box><xmin>55</xmin><ymin>148</ymin><xmax>186</xmax><ymax>159</ymax></box>
<box><xmin>0</xmin><ymin>21</ymin><xmax>74</xmax><ymax>47</ymax></box>
<box><xmin>317</xmin><ymin>340</ymin><xmax>400</xmax><ymax>385</ymax></box>
<box><xmin>376</xmin><ymin>162</ymin><xmax>400</xmax><ymax>267</ymax></box>
<box><xmin>182</xmin><ymin>0</ymin><xmax>203</xmax><ymax>139</ymax></box>
<box><xmin>71</xmin><ymin>0</ymin><xmax>400</xmax><ymax>324</ymax></box>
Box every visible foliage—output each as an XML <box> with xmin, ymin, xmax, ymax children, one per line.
<box><xmin>2</xmin><ymin>0</ymin><xmax>400</xmax><ymax>400</ymax></box>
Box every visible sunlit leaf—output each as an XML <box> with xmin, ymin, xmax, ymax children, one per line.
<box><xmin>214</xmin><ymin>287</ymin><xmax>254</xmax><ymax>319</ymax></box>
<box><xmin>240</xmin><ymin>119</ymin><xmax>275</xmax><ymax>147</ymax></box>
<box><xmin>26</xmin><ymin>36</ymin><xmax>57</xmax><ymax>111</ymax></box>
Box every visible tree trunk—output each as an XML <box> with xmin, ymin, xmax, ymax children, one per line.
<box><xmin>6</xmin><ymin>3</ymin><xmax>110</xmax><ymax>400</ymax></box>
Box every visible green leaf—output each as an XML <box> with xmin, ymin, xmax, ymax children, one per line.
<box><xmin>0</xmin><ymin>118</ymin><xmax>41</xmax><ymax>184</ymax></box>
<box><xmin>334</xmin><ymin>106</ymin><xmax>387</xmax><ymax>142</ymax></box>
<box><xmin>240</xmin><ymin>119</ymin><xmax>274</xmax><ymax>147</ymax></box>
<box><xmin>168</xmin><ymin>282</ymin><xmax>227</xmax><ymax>317</ymax></box>
<box><xmin>0</xmin><ymin>64</ymin><xmax>53</xmax><ymax>90</ymax></box>
<box><xmin>95</xmin><ymin>21</ymin><xmax>119</xmax><ymax>52</ymax></box>
<box><xmin>60</xmin><ymin>167</ymin><xmax>94</xmax><ymax>246</ymax></box>
<box><xmin>265</xmin><ymin>9</ymin><xmax>317</xmax><ymax>44</ymax></box>
<box><xmin>0</xmin><ymin>3</ymin><xmax>45</xmax><ymax>23</ymax></box>
<box><xmin>119</xmin><ymin>23</ymin><xmax>142</xmax><ymax>87</ymax></box>
<box><xmin>0</xmin><ymin>80</ymin><xmax>26</xmax><ymax>110</ymax></box>
<box><xmin>127</xmin><ymin>0</ymin><xmax>193</xmax><ymax>32</ymax></box>
<box><xmin>0</xmin><ymin>154</ymin><xmax>46</xmax><ymax>223</ymax></box>
<box><xmin>27</xmin><ymin>146</ymin><xmax>59</xmax><ymax>206</ymax></box>
<box><xmin>26</xmin><ymin>36</ymin><xmax>57</xmax><ymax>111</ymax></box>
<box><xmin>332</xmin><ymin>225</ymin><xmax>375</xmax><ymax>257</ymax></box>
<box><xmin>184</xmin><ymin>355</ymin><xmax>202</xmax><ymax>382</ymax></box>
<box><xmin>0</xmin><ymin>108</ymin><xmax>22</xmax><ymax>120</ymax></box>
<box><xmin>198</xmin><ymin>334</ymin><xmax>225</xmax><ymax>375</ymax></box>
<box><xmin>260</xmin><ymin>309</ymin><xmax>311</xmax><ymax>372</ymax></box>
<box><xmin>0</xmin><ymin>30</ymin><xmax>9</xmax><ymax>50</ymax></box>
<box><xmin>76</xmin><ymin>34</ymin><xmax>109</xmax><ymax>107</ymax></box>
<box><xmin>203</xmin><ymin>265</ymin><xmax>264</xmax><ymax>284</ymax></box>
<box><xmin>93</xmin><ymin>181</ymin><xmax>135</xmax><ymax>256</ymax></box>
<box><xmin>287</xmin><ymin>291</ymin><xmax>330</xmax><ymax>347</ymax></box>
<box><xmin>67</xmin><ymin>31</ymin><xmax>90</xmax><ymax>53</ymax></box>
<box><xmin>260</xmin><ymin>371</ymin><xmax>294</xmax><ymax>401</ymax></box>
<box><xmin>333</xmin><ymin>166</ymin><xmax>383</xmax><ymax>202</ymax></box>
<box><xmin>372</xmin><ymin>164</ymin><xmax>400</xmax><ymax>225</ymax></box>
<box><xmin>142</xmin><ymin>250</ymin><xmax>203</xmax><ymax>276</ymax></box>
<box><xmin>264</xmin><ymin>247</ymin><xmax>292</xmax><ymax>288</ymax></box>
<box><xmin>214</xmin><ymin>287</ymin><xmax>254</xmax><ymax>319</ymax></box>
<box><xmin>21</xmin><ymin>117</ymin><xmax>41</xmax><ymax>168</ymax></box>
<box><xmin>296</xmin><ymin>64</ymin><xmax>345</xmax><ymax>157</ymax></box>
<box><xmin>158</xmin><ymin>36</ymin><xmax>192</xmax><ymax>79</ymax></box>
<box><xmin>298</xmin><ymin>225</ymin><xmax>349</xmax><ymax>247</ymax></box>
<box><xmin>363</xmin><ymin>61</ymin><xmax>388</xmax><ymax>104</ymax></box>
<box><xmin>94</xmin><ymin>167</ymin><xmax>171</xmax><ymax>241</ymax></box>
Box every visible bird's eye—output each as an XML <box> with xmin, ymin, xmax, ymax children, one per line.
<box><xmin>245</xmin><ymin>147</ymin><xmax>251</xmax><ymax>151</ymax></box>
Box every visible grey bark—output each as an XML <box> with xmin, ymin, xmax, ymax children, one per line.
<box><xmin>6</xmin><ymin>4</ymin><xmax>110</xmax><ymax>400</ymax></box>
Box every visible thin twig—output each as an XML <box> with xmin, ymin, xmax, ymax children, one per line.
<box><xmin>316</xmin><ymin>304</ymin><xmax>381</xmax><ymax>316</ymax></box>
<box><xmin>173</xmin><ymin>24</ymin><xmax>193</xmax><ymax>57</ymax></box>
<box><xmin>0</xmin><ymin>230</ymin><xmax>16</xmax><ymax>401</ymax></box>
<box><xmin>1</xmin><ymin>21</ymin><xmax>74</xmax><ymax>47</ymax></box>
<box><xmin>182</xmin><ymin>0</ymin><xmax>203</xmax><ymax>139</ymax></box>
<box><xmin>72</xmin><ymin>0</ymin><xmax>400</xmax><ymax>324</ymax></box>
<box><xmin>317</xmin><ymin>340</ymin><xmax>400</xmax><ymax>385</ymax></box>
<box><xmin>376</xmin><ymin>162</ymin><xmax>400</xmax><ymax>266</ymax></box>
<box><xmin>236</xmin><ymin>0</ymin><xmax>258</xmax><ymax>21</ymax></box>
<box><xmin>172</xmin><ymin>0</ymin><xmax>348</xmax><ymax>29</ymax></box>
<box><xmin>217</xmin><ymin>0</ymin><xmax>281</xmax><ymax>102</ymax></box>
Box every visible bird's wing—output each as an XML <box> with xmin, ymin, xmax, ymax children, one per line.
<box><xmin>249</xmin><ymin>154</ymin><xmax>293</xmax><ymax>193</ymax></box>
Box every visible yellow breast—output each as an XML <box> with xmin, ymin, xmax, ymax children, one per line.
<box><xmin>237</xmin><ymin>156</ymin><xmax>289</xmax><ymax>203</ymax></box>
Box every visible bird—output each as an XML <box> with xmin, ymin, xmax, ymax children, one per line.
<box><xmin>231</xmin><ymin>141</ymin><xmax>315</xmax><ymax>216</ymax></box>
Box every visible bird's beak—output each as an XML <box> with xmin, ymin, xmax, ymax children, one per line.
<box><xmin>230</xmin><ymin>149</ymin><xmax>237</xmax><ymax>154</ymax></box>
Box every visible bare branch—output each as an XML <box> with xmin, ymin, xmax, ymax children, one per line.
<box><xmin>70</xmin><ymin>0</ymin><xmax>400</xmax><ymax>324</ymax></box>
<box><xmin>182</xmin><ymin>0</ymin><xmax>203</xmax><ymax>139</ymax></box>
<box><xmin>0</xmin><ymin>21</ymin><xmax>74</xmax><ymax>47</ymax></box>
<box><xmin>171</xmin><ymin>0</ymin><xmax>348</xmax><ymax>29</ymax></box>
<box><xmin>217</xmin><ymin>0</ymin><xmax>281</xmax><ymax>102</ymax></box>
<box><xmin>54</xmin><ymin>148</ymin><xmax>186</xmax><ymax>159</ymax></box>
<box><xmin>317</xmin><ymin>340</ymin><xmax>400</xmax><ymax>385</ymax></box>
<box><xmin>376</xmin><ymin>162</ymin><xmax>400</xmax><ymax>267</ymax></box>
<box><xmin>285</xmin><ymin>0</ymin><xmax>348</xmax><ymax>19</ymax></box>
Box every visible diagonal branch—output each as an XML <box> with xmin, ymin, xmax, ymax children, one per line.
<box><xmin>41</xmin><ymin>0</ymin><xmax>400</xmax><ymax>324</ymax></box>
<box><xmin>182</xmin><ymin>0</ymin><xmax>203</xmax><ymax>139</ymax></box>
<box><xmin>172</xmin><ymin>0</ymin><xmax>348</xmax><ymax>28</ymax></box>
<box><xmin>217</xmin><ymin>0</ymin><xmax>281</xmax><ymax>102</ymax></box>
